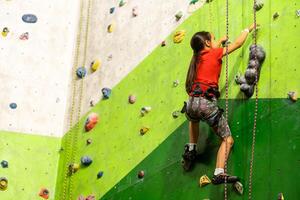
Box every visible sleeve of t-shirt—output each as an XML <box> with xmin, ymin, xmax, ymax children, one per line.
<box><xmin>213</xmin><ymin>48</ymin><xmax>224</xmax><ymax>60</ymax></box>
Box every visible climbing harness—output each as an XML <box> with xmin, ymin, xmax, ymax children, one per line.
<box><xmin>248</xmin><ymin>0</ymin><xmax>259</xmax><ymax>199</ymax></box>
<box><xmin>61</xmin><ymin>0</ymin><xmax>92</xmax><ymax>199</ymax></box>
<box><xmin>191</xmin><ymin>82</ymin><xmax>220</xmax><ymax>99</ymax></box>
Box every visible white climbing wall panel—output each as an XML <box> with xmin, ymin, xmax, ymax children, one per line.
<box><xmin>65</xmin><ymin>0</ymin><xmax>191</xmax><ymax>133</ymax></box>
<box><xmin>0</xmin><ymin>0</ymin><xmax>81</xmax><ymax>137</ymax></box>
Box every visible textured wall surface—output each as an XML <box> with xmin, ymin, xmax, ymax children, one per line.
<box><xmin>0</xmin><ymin>0</ymin><xmax>80</xmax><ymax>137</ymax></box>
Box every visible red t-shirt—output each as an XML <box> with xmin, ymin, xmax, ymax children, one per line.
<box><xmin>191</xmin><ymin>48</ymin><xmax>224</xmax><ymax>94</ymax></box>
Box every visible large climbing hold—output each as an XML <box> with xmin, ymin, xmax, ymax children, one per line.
<box><xmin>0</xmin><ymin>177</ymin><xmax>8</xmax><ymax>191</ymax></box>
<box><xmin>234</xmin><ymin>181</ymin><xmax>244</xmax><ymax>195</ymax></box>
<box><xmin>85</xmin><ymin>113</ymin><xmax>99</xmax><ymax>132</ymax></box>
<box><xmin>22</xmin><ymin>14</ymin><xmax>38</xmax><ymax>23</ymax></box>
<box><xmin>199</xmin><ymin>175</ymin><xmax>211</xmax><ymax>187</ymax></box>
<box><xmin>235</xmin><ymin>44</ymin><xmax>266</xmax><ymax>98</ymax></box>
<box><xmin>91</xmin><ymin>59</ymin><xmax>101</xmax><ymax>72</ymax></box>
<box><xmin>38</xmin><ymin>188</ymin><xmax>49</xmax><ymax>199</ymax></box>
<box><xmin>81</xmin><ymin>156</ymin><xmax>93</xmax><ymax>166</ymax></box>
<box><xmin>76</xmin><ymin>67</ymin><xmax>87</xmax><ymax>78</ymax></box>
<box><xmin>254</xmin><ymin>1</ymin><xmax>264</xmax><ymax>11</ymax></box>
<box><xmin>102</xmin><ymin>88</ymin><xmax>112</xmax><ymax>99</ymax></box>
<box><xmin>1</xmin><ymin>160</ymin><xmax>8</xmax><ymax>168</ymax></box>
<box><xmin>173</xmin><ymin>30</ymin><xmax>186</xmax><ymax>43</ymax></box>
<box><xmin>1</xmin><ymin>27</ymin><xmax>9</xmax><ymax>37</ymax></box>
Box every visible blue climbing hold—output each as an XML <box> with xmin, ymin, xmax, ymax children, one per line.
<box><xmin>102</xmin><ymin>88</ymin><xmax>112</xmax><ymax>99</ymax></box>
<box><xmin>81</xmin><ymin>156</ymin><xmax>93</xmax><ymax>166</ymax></box>
<box><xmin>76</xmin><ymin>67</ymin><xmax>87</xmax><ymax>78</ymax></box>
<box><xmin>110</xmin><ymin>7</ymin><xmax>115</xmax><ymax>14</ymax></box>
<box><xmin>1</xmin><ymin>160</ymin><xmax>8</xmax><ymax>168</ymax></box>
<box><xmin>22</xmin><ymin>14</ymin><xmax>38</xmax><ymax>23</ymax></box>
<box><xmin>97</xmin><ymin>171</ymin><xmax>104</xmax><ymax>179</ymax></box>
<box><xmin>9</xmin><ymin>103</ymin><xmax>17</xmax><ymax>109</ymax></box>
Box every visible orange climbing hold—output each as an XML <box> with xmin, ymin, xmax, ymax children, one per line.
<box><xmin>85</xmin><ymin>113</ymin><xmax>99</xmax><ymax>132</ymax></box>
<box><xmin>39</xmin><ymin>188</ymin><xmax>49</xmax><ymax>199</ymax></box>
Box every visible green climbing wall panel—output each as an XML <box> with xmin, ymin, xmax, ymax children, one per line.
<box><xmin>0</xmin><ymin>131</ymin><xmax>61</xmax><ymax>200</ymax></box>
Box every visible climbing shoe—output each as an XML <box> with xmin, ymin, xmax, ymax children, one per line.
<box><xmin>211</xmin><ymin>173</ymin><xmax>240</xmax><ymax>185</ymax></box>
<box><xmin>181</xmin><ymin>144</ymin><xmax>197</xmax><ymax>171</ymax></box>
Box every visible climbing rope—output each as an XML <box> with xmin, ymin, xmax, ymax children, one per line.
<box><xmin>224</xmin><ymin>0</ymin><xmax>229</xmax><ymax>199</ymax></box>
<box><xmin>248</xmin><ymin>0</ymin><xmax>258</xmax><ymax>199</ymax></box>
<box><xmin>61</xmin><ymin>0</ymin><xmax>92</xmax><ymax>199</ymax></box>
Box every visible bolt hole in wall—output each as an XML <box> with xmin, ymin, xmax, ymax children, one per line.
<box><xmin>1</xmin><ymin>0</ymin><xmax>300</xmax><ymax>200</ymax></box>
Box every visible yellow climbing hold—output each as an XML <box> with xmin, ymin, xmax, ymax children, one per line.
<box><xmin>173</xmin><ymin>30</ymin><xmax>186</xmax><ymax>43</ymax></box>
<box><xmin>91</xmin><ymin>59</ymin><xmax>101</xmax><ymax>71</ymax></box>
<box><xmin>0</xmin><ymin>177</ymin><xmax>8</xmax><ymax>191</ymax></box>
<box><xmin>1</xmin><ymin>27</ymin><xmax>9</xmax><ymax>37</ymax></box>
<box><xmin>68</xmin><ymin>163</ymin><xmax>80</xmax><ymax>174</ymax></box>
<box><xmin>199</xmin><ymin>175</ymin><xmax>211</xmax><ymax>187</ymax></box>
<box><xmin>140</xmin><ymin>127</ymin><xmax>150</xmax><ymax>135</ymax></box>
<box><xmin>107</xmin><ymin>23</ymin><xmax>116</xmax><ymax>33</ymax></box>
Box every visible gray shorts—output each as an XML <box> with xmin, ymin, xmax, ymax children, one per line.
<box><xmin>185</xmin><ymin>96</ymin><xmax>231</xmax><ymax>138</ymax></box>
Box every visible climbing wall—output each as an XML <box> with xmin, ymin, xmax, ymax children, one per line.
<box><xmin>55</xmin><ymin>0</ymin><xmax>300</xmax><ymax>199</ymax></box>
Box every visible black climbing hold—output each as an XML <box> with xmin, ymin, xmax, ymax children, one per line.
<box><xmin>22</xmin><ymin>14</ymin><xmax>38</xmax><ymax>23</ymax></box>
<box><xmin>9</xmin><ymin>103</ymin><xmax>17</xmax><ymax>109</ymax></box>
<box><xmin>110</xmin><ymin>7</ymin><xmax>115</xmax><ymax>14</ymax></box>
<box><xmin>81</xmin><ymin>156</ymin><xmax>93</xmax><ymax>166</ymax></box>
<box><xmin>138</xmin><ymin>170</ymin><xmax>145</xmax><ymax>179</ymax></box>
<box><xmin>97</xmin><ymin>171</ymin><xmax>104</xmax><ymax>179</ymax></box>
<box><xmin>102</xmin><ymin>88</ymin><xmax>112</xmax><ymax>99</ymax></box>
<box><xmin>254</xmin><ymin>2</ymin><xmax>264</xmax><ymax>11</ymax></box>
<box><xmin>76</xmin><ymin>67</ymin><xmax>87</xmax><ymax>78</ymax></box>
<box><xmin>1</xmin><ymin>160</ymin><xmax>8</xmax><ymax>168</ymax></box>
<box><xmin>0</xmin><ymin>177</ymin><xmax>8</xmax><ymax>191</ymax></box>
<box><xmin>273</xmin><ymin>12</ymin><xmax>279</xmax><ymax>20</ymax></box>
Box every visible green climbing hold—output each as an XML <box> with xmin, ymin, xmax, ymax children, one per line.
<box><xmin>119</xmin><ymin>0</ymin><xmax>126</xmax><ymax>7</ymax></box>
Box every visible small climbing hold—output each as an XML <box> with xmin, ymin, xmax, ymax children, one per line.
<box><xmin>1</xmin><ymin>27</ymin><xmax>9</xmax><ymax>37</ymax></box>
<box><xmin>19</xmin><ymin>32</ymin><xmax>29</xmax><ymax>40</ymax></box>
<box><xmin>107</xmin><ymin>54</ymin><xmax>113</xmax><ymax>61</ymax></box>
<box><xmin>161</xmin><ymin>41</ymin><xmax>166</xmax><ymax>47</ymax></box>
<box><xmin>172</xmin><ymin>111</ymin><xmax>180</xmax><ymax>119</ymax></box>
<box><xmin>85</xmin><ymin>113</ymin><xmax>99</xmax><ymax>132</ymax></box>
<box><xmin>102</xmin><ymin>88</ymin><xmax>112</xmax><ymax>99</ymax></box>
<box><xmin>140</xmin><ymin>127</ymin><xmax>149</xmax><ymax>135</ymax></box>
<box><xmin>188</xmin><ymin>0</ymin><xmax>205</xmax><ymax>13</ymax></box>
<box><xmin>128</xmin><ymin>95</ymin><xmax>136</xmax><ymax>104</ymax></box>
<box><xmin>199</xmin><ymin>175</ymin><xmax>211</xmax><ymax>187</ymax></box>
<box><xmin>173</xmin><ymin>30</ymin><xmax>186</xmax><ymax>43</ymax></box>
<box><xmin>119</xmin><ymin>0</ymin><xmax>126</xmax><ymax>7</ymax></box>
<box><xmin>0</xmin><ymin>177</ymin><xmax>8</xmax><ymax>191</ymax></box>
<box><xmin>1</xmin><ymin>160</ymin><xmax>8</xmax><ymax>168</ymax></box>
<box><xmin>132</xmin><ymin>6</ymin><xmax>138</xmax><ymax>17</ymax></box>
<box><xmin>90</xmin><ymin>100</ymin><xmax>95</xmax><ymax>107</ymax></box>
<box><xmin>296</xmin><ymin>10</ymin><xmax>300</xmax><ymax>17</ymax></box>
<box><xmin>107</xmin><ymin>23</ymin><xmax>116</xmax><ymax>33</ymax></box>
<box><xmin>140</xmin><ymin>106</ymin><xmax>151</xmax><ymax>116</ymax></box>
<box><xmin>78</xmin><ymin>195</ymin><xmax>95</xmax><ymax>200</ymax></box>
<box><xmin>190</xmin><ymin>0</ymin><xmax>199</xmax><ymax>4</ymax></box>
<box><xmin>76</xmin><ymin>67</ymin><xmax>87</xmax><ymax>78</ymax></box>
<box><xmin>91</xmin><ymin>59</ymin><xmax>101</xmax><ymax>72</ymax></box>
<box><xmin>9</xmin><ymin>103</ymin><xmax>17</xmax><ymax>109</ymax></box>
<box><xmin>254</xmin><ymin>1</ymin><xmax>264</xmax><ymax>11</ymax></box>
<box><xmin>273</xmin><ymin>12</ymin><xmax>279</xmax><ymax>20</ymax></box>
<box><xmin>234</xmin><ymin>181</ymin><xmax>244</xmax><ymax>195</ymax></box>
<box><xmin>288</xmin><ymin>91</ymin><xmax>297</xmax><ymax>102</ymax></box>
<box><xmin>173</xmin><ymin>80</ymin><xmax>179</xmax><ymax>87</ymax></box>
<box><xmin>22</xmin><ymin>14</ymin><xmax>38</xmax><ymax>23</ymax></box>
<box><xmin>138</xmin><ymin>170</ymin><xmax>145</xmax><ymax>179</ymax></box>
<box><xmin>110</xmin><ymin>7</ymin><xmax>115</xmax><ymax>14</ymax></box>
<box><xmin>39</xmin><ymin>188</ymin><xmax>49</xmax><ymax>199</ymax></box>
<box><xmin>97</xmin><ymin>171</ymin><xmax>104</xmax><ymax>179</ymax></box>
<box><xmin>278</xmin><ymin>193</ymin><xmax>284</xmax><ymax>200</ymax></box>
<box><xmin>81</xmin><ymin>156</ymin><xmax>93</xmax><ymax>166</ymax></box>
<box><xmin>175</xmin><ymin>11</ymin><xmax>183</xmax><ymax>21</ymax></box>
<box><xmin>86</xmin><ymin>138</ymin><xmax>92</xmax><ymax>145</ymax></box>
<box><xmin>68</xmin><ymin>163</ymin><xmax>80</xmax><ymax>174</ymax></box>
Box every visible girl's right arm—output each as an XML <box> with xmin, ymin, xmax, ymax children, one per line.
<box><xmin>222</xmin><ymin>23</ymin><xmax>256</xmax><ymax>56</ymax></box>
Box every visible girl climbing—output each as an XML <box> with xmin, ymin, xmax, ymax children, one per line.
<box><xmin>182</xmin><ymin>24</ymin><xmax>256</xmax><ymax>184</ymax></box>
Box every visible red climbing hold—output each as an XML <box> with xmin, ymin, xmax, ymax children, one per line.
<box><xmin>85</xmin><ymin>113</ymin><xmax>99</xmax><ymax>132</ymax></box>
<box><xmin>39</xmin><ymin>188</ymin><xmax>49</xmax><ymax>199</ymax></box>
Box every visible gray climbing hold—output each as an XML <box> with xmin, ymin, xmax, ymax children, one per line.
<box><xmin>76</xmin><ymin>67</ymin><xmax>87</xmax><ymax>78</ymax></box>
<box><xmin>102</xmin><ymin>88</ymin><xmax>112</xmax><ymax>99</ymax></box>
<box><xmin>296</xmin><ymin>10</ymin><xmax>300</xmax><ymax>17</ymax></box>
<box><xmin>110</xmin><ymin>7</ymin><xmax>115</xmax><ymax>14</ymax></box>
<box><xmin>172</xmin><ymin>111</ymin><xmax>180</xmax><ymax>118</ymax></box>
<box><xmin>22</xmin><ymin>14</ymin><xmax>38</xmax><ymax>23</ymax></box>
<box><xmin>97</xmin><ymin>171</ymin><xmax>104</xmax><ymax>179</ymax></box>
<box><xmin>81</xmin><ymin>156</ymin><xmax>93</xmax><ymax>166</ymax></box>
<box><xmin>173</xmin><ymin>80</ymin><xmax>179</xmax><ymax>87</ymax></box>
<box><xmin>9</xmin><ymin>103</ymin><xmax>17</xmax><ymax>109</ymax></box>
<box><xmin>1</xmin><ymin>160</ymin><xmax>8</xmax><ymax>168</ymax></box>
<box><xmin>175</xmin><ymin>11</ymin><xmax>183</xmax><ymax>21</ymax></box>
